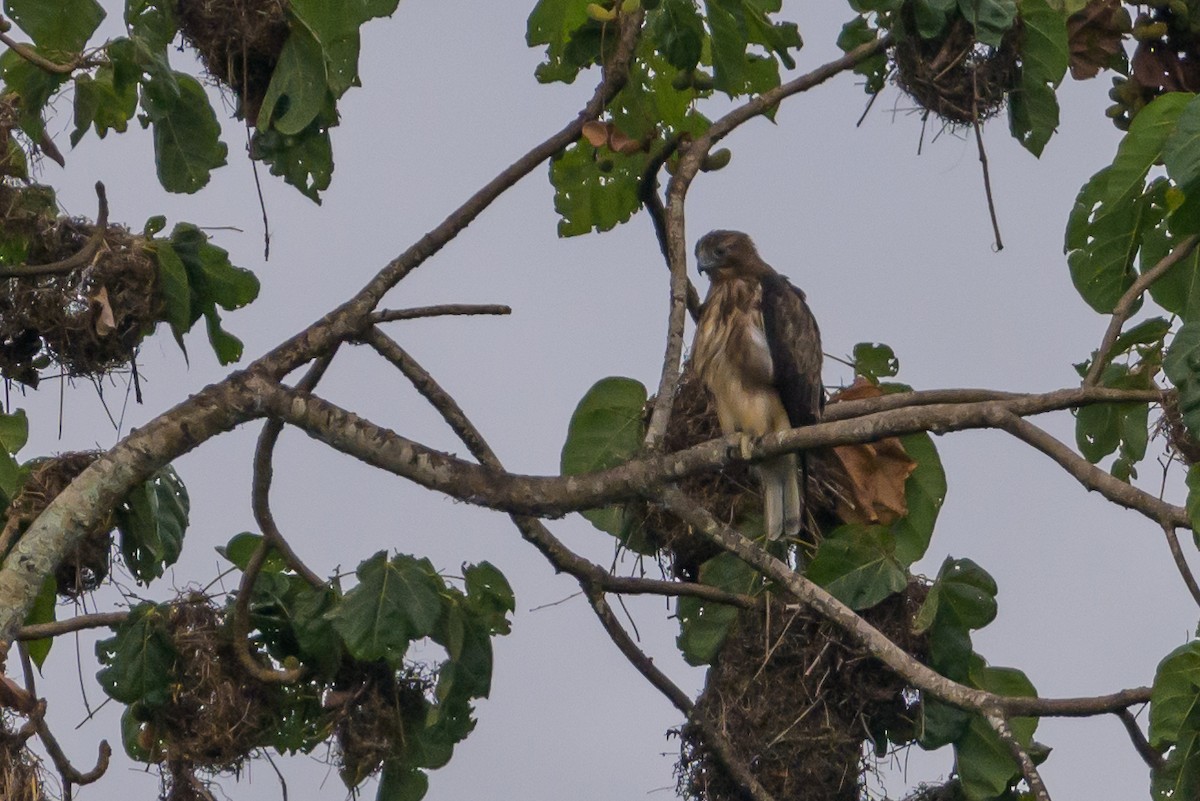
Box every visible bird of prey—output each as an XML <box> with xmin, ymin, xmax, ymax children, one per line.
<box><xmin>690</xmin><ymin>230</ymin><xmax>824</xmax><ymax>540</ymax></box>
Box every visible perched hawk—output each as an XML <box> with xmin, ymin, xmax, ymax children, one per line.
<box><xmin>691</xmin><ymin>230</ymin><xmax>824</xmax><ymax>540</ymax></box>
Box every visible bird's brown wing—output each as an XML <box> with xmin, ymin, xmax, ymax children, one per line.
<box><xmin>760</xmin><ymin>273</ymin><xmax>823</xmax><ymax>428</ymax></box>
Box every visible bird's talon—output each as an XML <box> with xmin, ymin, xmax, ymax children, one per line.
<box><xmin>739</xmin><ymin>433</ymin><xmax>754</xmax><ymax>461</ymax></box>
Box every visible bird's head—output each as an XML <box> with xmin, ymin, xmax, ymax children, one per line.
<box><xmin>695</xmin><ymin>230</ymin><xmax>763</xmax><ymax>281</ymax></box>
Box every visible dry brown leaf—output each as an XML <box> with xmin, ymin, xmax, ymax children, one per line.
<box><xmin>92</xmin><ymin>286</ymin><xmax>116</xmax><ymax>336</ymax></box>
<box><xmin>581</xmin><ymin>120</ymin><xmax>610</xmax><ymax>148</ymax></box>
<box><xmin>608</xmin><ymin>127</ymin><xmax>642</xmax><ymax>154</ymax></box>
<box><xmin>826</xmin><ymin>378</ymin><xmax>917</xmax><ymax>526</ymax></box>
<box><xmin>1067</xmin><ymin>0</ymin><xmax>1130</xmax><ymax>80</ymax></box>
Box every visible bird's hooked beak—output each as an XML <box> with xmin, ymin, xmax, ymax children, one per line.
<box><xmin>696</xmin><ymin>251</ymin><xmax>719</xmax><ymax>276</ymax></box>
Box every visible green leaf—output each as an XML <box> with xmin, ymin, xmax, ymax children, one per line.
<box><xmin>120</xmin><ymin>706</ymin><xmax>154</xmax><ymax>763</ymax></box>
<box><xmin>152</xmin><ymin>241</ymin><xmax>192</xmax><ymax>348</ymax></box>
<box><xmin>125</xmin><ymin>0</ymin><xmax>177</xmax><ymax>53</ymax></box>
<box><xmin>1164</xmin><ymin>95</ymin><xmax>1200</xmax><ymax>209</ymax></box>
<box><xmin>915</xmin><ymin>557</ymin><xmax>997</xmax><ymax>679</ymax></box>
<box><xmin>1106</xmin><ymin>93</ymin><xmax>1192</xmax><ymax>205</ymax></box>
<box><xmin>5</xmin><ymin>0</ymin><xmax>104</xmax><ymax>52</ymax></box>
<box><xmin>958</xmin><ymin>0</ymin><xmax>1017</xmax><ymax>46</ymax></box>
<box><xmin>204</xmin><ymin>308</ymin><xmax>245</xmax><ymax>365</ymax></box>
<box><xmin>71</xmin><ymin>66</ymin><xmax>139</xmax><ymax>146</ymax></box>
<box><xmin>550</xmin><ymin>140</ymin><xmax>644</xmax><ymax>236</ymax></box>
<box><xmin>115</xmin><ymin>466</ymin><xmax>189</xmax><ymax>584</ymax></box>
<box><xmin>257</xmin><ymin>27</ymin><xmax>329</xmax><ymax>136</ymax></box>
<box><xmin>140</xmin><ymin>72</ymin><xmax>228</xmax><ymax>193</ymax></box>
<box><xmin>676</xmin><ymin>551</ymin><xmax>760</xmax><ymax>666</ymax></box>
<box><xmin>217</xmin><ymin>531</ymin><xmax>288</xmax><ymax>573</ymax></box>
<box><xmin>1187</xmin><ymin>466</ymin><xmax>1200</xmax><ymax>544</ymax></box>
<box><xmin>807</xmin><ymin>524</ymin><xmax>907</xmax><ymax>610</ymax></box>
<box><xmin>890</xmin><ymin>432</ymin><xmax>946</xmax><ymax>566</ymax></box>
<box><xmin>0</xmin><ymin>408</ymin><xmax>28</xmax><ymax>454</ymax></box>
<box><xmin>1107</xmin><ymin>316</ymin><xmax>1171</xmax><ymax>360</ymax></box>
<box><xmin>95</xmin><ymin>603</ymin><xmax>176</xmax><ymax>708</ymax></box>
<box><xmin>704</xmin><ymin>0</ymin><xmax>796</xmax><ymax>97</ymax></box>
<box><xmin>1074</xmin><ymin>401</ymin><xmax>1120</xmax><ymax>462</ymax></box>
<box><xmin>330</xmin><ymin>551</ymin><xmax>445</xmax><ymax>666</ymax></box>
<box><xmin>1065</xmin><ymin>166</ymin><xmax>1151</xmax><ymax>313</ymax></box>
<box><xmin>526</xmin><ymin>0</ymin><xmax>593</xmax><ymax>83</ymax></box>
<box><xmin>1008</xmin><ymin>0</ymin><xmax>1066</xmax><ymax>155</ymax></box>
<box><xmin>919</xmin><ymin>696</ymin><xmax>971</xmax><ymax>750</ymax></box>
<box><xmin>23</xmin><ymin>575</ymin><xmax>56</xmax><ymax>669</ymax></box>
<box><xmin>837</xmin><ymin>16</ymin><xmax>888</xmax><ymax>94</ymax></box>
<box><xmin>251</xmin><ymin>120</ymin><xmax>335</xmax><ymax>202</ymax></box>
<box><xmin>377</xmin><ymin>762</ymin><xmax>429</xmax><ymax>801</ymax></box>
<box><xmin>1166</xmin><ymin>323</ymin><xmax>1200</xmax><ymax>438</ymax></box>
<box><xmin>1150</xmin><ymin>641</ymin><xmax>1200</xmax><ymax>800</ymax></box>
<box><xmin>852</xmin><ymin>342</ymin><xmax>899</xmax><ymax>382</ymax></box>
<box><xmin>168</xmin><ymin>224</ymin><xmax>260</xmax><ymax>311</ymax></box>
<box><xmin>463</xmin><ymin>562</ymin><xmax>515</xmax><ymax>636</ymax></box>
<box><xmin>560</xmin><ymin>376</ymin><xmax>649</xmax><ymax>548</ymax></box>
<box><xmin>654</xmin><ymin>0</ymin><xmax>706</xmax><ymax>71</ymax></box>
<box><xmin>951</xmin><ymin>662</ymin><xmax>1039</xmax><ymax>800</ymax></box>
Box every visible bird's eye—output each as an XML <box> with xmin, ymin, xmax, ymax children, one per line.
<box><xmin>714</xmin><ymin>246</ymin><xmax>726</xmax><ymax>257</ymax></box>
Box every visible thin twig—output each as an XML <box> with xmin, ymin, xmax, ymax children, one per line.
<box><xmin>1161</xmin><ymin>524</ymin><xmax>1200</xmax><ymax>609</ymax></box>
<box><xmin>0</xmin><ymin>182</ymin><xmax>109</xmax><ymax>278</ymax></box>
<box><xmin>985</xmin><ymin>713</ymin><xmax>1050</xmax><ymax>801</ymax></box>
<box><xmin>369</xmin><ymin>304</ymin><xmax>513</xmax><ymax>324</ymax></box>
<box><xmin>17</xmin><ymin>611</ymin><xmax>128</xmax><ymax>641</ymax></box>
<box><xmin>1115</xmin><ymin>707</ymin><xmax>1164</xmax><ymax>770</ymax></box>
<box><xmin>0</xmin><ymin>22</ymin><xmax>87</xmax><ymax>74</ymax></box>
<box><xmin>1085</xmin><ymin>234</ymin><xmax>1200</xmax><ymax>386</ymax></box>
<box><xmin>971</xmin><ymin>85</ymin><xmax>1003</xmax><ymax>251</ymax></box>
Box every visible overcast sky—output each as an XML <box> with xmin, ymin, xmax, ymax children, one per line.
<box><xmin>11</xmin><ymin>1</ymin><xmax>1191</xmax><ymax>799</ymax></box>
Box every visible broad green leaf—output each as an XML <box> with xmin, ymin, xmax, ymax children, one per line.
<box><xmin>252</xmin><ymin>120</ymin><xmax>335</xmax><ymax>203</ymax></box>
<box><xmin>95</xmin><ymin>602</ymin><xmax>176</xmax><ymax>708</ymax></box>
<box><xmin>852</xmin><ymin>342</ymin><xmax>899</xmax><ymax>382</ymax></box>
<box><xmin>115</xmin><ymin>466</ymin><xmax>189</xmax><ymax>584</ymax></box>
<box><xmin>71</xmin><ymin>66</ymin><xmax>138</xmax><ymax>146</ymax></box>
<box><xmin>125</xmin><ymin>0</ymin><xmax>176</xmax><ymax>53</ymax></box>
<box><xmin>0</xmin><ymin>408</ymin><xmax>28</xmax><ymax>454</ymax></box>
<box><xmin>915</xmin><ymin>557</ymin><xmax>997</xmax><ymax>679</ymax></box>
<box><xmin>141</xmin><ymin>72</ymin><xmax>228</xmax><ymax>193</ymax></box>
<box><xmin>550</xmin><ymin>140</ymin><xmax>644</xmax><ymax>236</ymax></box>
<box><xmin>918</xmin><ymin>696</ymin><xmax>971</xmax><ymax>750</ymax></box>
<box><xmin>1009</xmin><ymin>0</ymin><xmax>1066</xmax><ymax>155</ymax></box>
<box><xmin>958</xmin><ymin>0</ymin><xmax>1017</xmax><ymax>46</ymax></box>
<box><xmin>1105</xmin><ymin>93</ymin><xmax>1192</xmax><ymax>205</ymax></box>
<box><xmin>807</xmin><ymin>524</ymin><xmax>907</xmax><ymax>609</ymax></box>
<box><xmin>913</xmin><ymin>0</ymin><xmax>956</xmax><ymax>38</ymax></box>
<box><xmin>0</xmin><ymin>451</ymin><xmax>22</xmax><ymax>504</ymax></box>
<box><xmin>169</xmin><ymin>224</ymin><xmax>260</xmax><ymax>311</ymax></box>
<box><xmin>217</xmin><ymin>531</ymin><xmax>288</xmax><ymax>574</ymax></box>
<box><xmin>1143</xmin><ymin>181</ymin><xmax>1200</xmax><ymax>321</ymax></box>
<box><xmin>560</xmin><ymin>376</ymin><xmax>649</xmax><ymax>549</ymax></box>
<box><xmin>676</xmin><ymin>551</ymin><xmax>761</xmax><ymax>666</ymax></box>
<box><xmin>1164</xmin><ymin>95</ymin><xmax>1200</xmax><ymax>212</ymax></box>
<box><xmin>890</xmin><ymin>432</ymin><xmax>946</xmax><ymax>566</ymax></box>
<box><xmin>1065</xmin><ymin>166</ymin><xmax>1149</xmax><ymax>313</ymax></box>
<box><xmin>120</xmin><ymin>706</ymin><xmax>155</xmax><ymax>763</ymax></box>
<box><xmin>837</xmin><ymin>16</ymin><xmax>888</xmax><ymax>94</ymax></box>
<box><xmin>1151</xmin><ymin>640</ymin><xmax>1200</xmax><ymax>749</ymax></box>
<box><xmin>1166</xmin><ymin>323</ymin><xmax>1200</xmax><ymax>437</ymax></box>
<box><xmin>952</xmin><ymin>662</ymin><xmax>1038</xmax><ymax>800</ymax></box>
<box><xmin>653</xmin><ymin>0</ymin><xmax>705</xmax><ymax>71</ymax></box>
<box><xmin>378</xmin><ymin>762</ymin><xmax>429</xmax><ymax>801</ymax></box>
<box><xmin>1151</xmin><ymin>641</ymin><xmax>1200</xmax><ymax>800</ymax></box>
<box><xmin>1188</xmin><ymin>466</ymin><xmax>1200</xmax><ymax>546</ymax></box>
<box><xmin>257</xmin><ymin>28</ymin><xmax>328</xmax><ymax>136</ymax></box>
<box><xmin>330</xmin><ymin>551</ymin><xmax>444</xmax><ymax>666</ymax></box>
<box><xmin>1074</xmin><ymin>401</ymin><xmax>1120</xmax><ymax>462</ymax></box>
<box><xmin>463</xmin><ymin>561</ymin><xmax>515</xmax><ymax>636</ymax></box>
<box><xmin>152</xmin><ymin>241</ymin><xmax>192</xmax><ymax>348</ymax></box>
<box><xmin>5</xmin><ymin>0</ymin><xmax>104</xmax><ymax>52</ymax></box>
<box><xmin>204</xmin><ymin>308</ymin><xmax>245</xmax><ymax>365</ymax></box>
<box><xmin>23</xmin><ymin>575</ymin><xmax>55</xmax><ymax>669</ymax></box>
<box><xmin>526</xmin><ymin>0</ymin><xmax>593</xmax><ymax>83</ymax></box>
<box><xmin>704</xmin><ymin>0</ymin><xmax>791</xmax><ymax>97</ymax></box>
<box><xmin>1106</xmin><ymin>316</ymin><xmax>1171</xmax><ymax>360</ymax></box>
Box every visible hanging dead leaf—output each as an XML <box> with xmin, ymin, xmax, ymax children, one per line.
<box><xmin>581</xmin><ymin>120</ymin><xmax>610</xmax><ymax>148</ymax></box>
<box><xmin>92</xmin><ymin>286</ymin><xmax>116</xmax><ymax>336</ymax></box>
<box><xmin>826</xmin><ymin>379</ymin><xmax>917</xmax><ymax>526</ymax></box>
<box><xmin>1067</xmin><ymin>0</ymin><xmax>1131</xmax><ymax>80</ymax></box>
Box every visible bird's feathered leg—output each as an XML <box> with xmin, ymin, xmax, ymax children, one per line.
<box><xmin>757</xmin><ymin>454</ymin><xmax>801</xmax><ymax>541</ymax></box>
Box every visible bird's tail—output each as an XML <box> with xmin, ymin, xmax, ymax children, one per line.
<box><xmin>758</xmin><ymin>453</ymin><xmax>802</xmax><ymax>541</ymax></box>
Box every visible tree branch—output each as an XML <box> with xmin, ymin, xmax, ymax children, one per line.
<box><xmin>1161</xmin><ymin>523</ymin><xmax>1200</xmax><ymax>609</ymax></box>
<box><xmin>0</xmin><ymin>22</ymin><xmax>91</xmax><ymax>75</ymax></box>
<box><xmin>1115</xmin><ymin>707</ymin><xmax>1164</xmax><ymax>770</ymax></box>
<box><xmin>257</xmin><ymin>379</ymin><xmax>1177</xmax><ymax>525</ymax></box>
<box><xmin>17</xmin><ymin>611</ymin><xmax>127</xmax><ymax>640</ymax></box>
<box><xmin>1085</xmin><ymin>234</ymin><xmax>1200</xmax><ymax>386</ymax></box>
<box><xmin>985</xmin><ymin>713</ymin><xmax>1049</xmax><ymax>801</ymax></box>
<box><xmin>368</xmin><ymin>304</ymin><xmax>512</xmax><ymax>324</ymax></box>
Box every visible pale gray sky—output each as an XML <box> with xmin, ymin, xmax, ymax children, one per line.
<box><xmin>13</xmin><ymin>1</ymin><xmax>1185</xmax><ymax>799</ymax></box>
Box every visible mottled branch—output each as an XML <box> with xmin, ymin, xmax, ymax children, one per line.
<box><xmin>369</xmin><ymin>304</ymin><xmax>512</xmax><ymax>324</ymax></box>
<box><xmin>985</xmin><ymin>713</ymin><xmax>1050</xmax><ymax>801</ymax></box>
